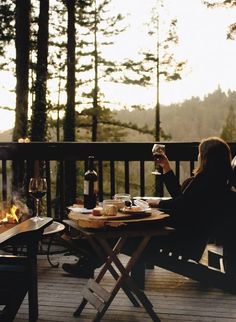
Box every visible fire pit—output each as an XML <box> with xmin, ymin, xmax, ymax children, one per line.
<box><xmin>0</xmin><ymin>216</ymin><xmax>53</xmax><ymax>321</ymax></box>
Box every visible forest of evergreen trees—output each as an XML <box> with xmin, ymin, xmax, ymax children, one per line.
<box><xmin>114</xmin><ymin>86</ymin><xmax>236</xmax><ymax>143</ymax></box>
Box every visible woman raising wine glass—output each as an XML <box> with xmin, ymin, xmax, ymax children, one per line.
<box><xmin>28</xmin><ymin>178</ymin><xmax>47</xmax><ymax>221</ymax></box>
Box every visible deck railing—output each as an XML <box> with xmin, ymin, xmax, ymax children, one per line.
<box><xmin>0</xmin><ymin>142</ymin><xmax>235</xmax><ymax>220</ymax></box>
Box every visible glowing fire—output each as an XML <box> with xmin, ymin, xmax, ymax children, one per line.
<box><xmin>0</xmin><ymin>200</ymin><xmax>30</xmax><ymax>224</ymax></box>
<box><xmin>1</xmin><ymin>205</ymin><xmax>19</xmax><ymax>223</ymax></box>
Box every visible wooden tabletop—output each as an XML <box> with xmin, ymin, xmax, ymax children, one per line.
<box><xmin>68</xmin><ymin>208</ymin><xmax>169</xmax><ymax>229</ymax></box>
<box><xmin>64</xmin><ymin>214</ymin><xmax>173</xmax><ymax>239</ymax></box>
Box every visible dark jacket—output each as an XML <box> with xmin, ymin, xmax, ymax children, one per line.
<box><xmin>158</xmin><ymin>170</ymin><xmax>232</xmax><ymax>260</ymax></box>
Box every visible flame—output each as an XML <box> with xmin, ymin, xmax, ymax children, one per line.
<box><xmin>7</xmin><ymin>205</ymin><xmax>19</xmax><ymax>223</ymax></box>
<box><xmin>2</xmin><ymin>205</ymin><xmax>19</xmax><ymax>223</ymax></box>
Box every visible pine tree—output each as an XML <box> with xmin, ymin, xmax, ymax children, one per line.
<box><xmin>0</xmin><ymin>0</ymin><xmax>14</xmax><ymax>58</ymax></box>
<box><xmin>11</xmin><ymin>0</ymin><xmax>30</xmax><ymax>197</ymax></box>
<box><xmin>76</xmin><ymin>0</ymin><xmax>127</xmax><ymax>141</ymax></box>
<box><xmin>63</xmin><ymin>0</ymin><xmax>76</xmax><ymax>142</ymax></box>
<box><xmin>42</xmin><ymin>1</ymin><xmax>67</xmax><ymax>142</ymax></box>
<box><xmin>0</xmin><ymin>1</ymin><xmax>15</xmax><ymax>120</ymax></box>
<box><xmin>30</xmin><ymin>0</ymin><xmax>49</xmax><ymax>142</ymax></box>
<box><xmin>114</xmin><ymin>1</ymin><xmax>186</xmax><ymax>141</ymax></box>
<box><xmin>221</xmin><ymin>105</ymin><xmax>236</xmax><ymax>141</ymax></box>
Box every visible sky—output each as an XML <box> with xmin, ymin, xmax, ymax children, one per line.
<box><xmin>107</xmin><ymin>0</ymin><xmax>236</xmax><ymax>107</ymax></box>
<box><xmin>164</xmin><ymin>0</ymin><xmax>236</xmax><ymax>103</ymax></box>
<box><xmin>1</xmin><ymin>0</ymin><xmax>236</xmax><ymax>131</ymax></box>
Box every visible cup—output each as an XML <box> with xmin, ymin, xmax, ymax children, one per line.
<box><xmin>103</xmin><ymin>204</ymin><xmax>118</xmax><ymax>216</ymax></box>
<box><xmin>103</xmin><ymin>199</ymin><xmax>119</xmax><ymax>216</ymax></box>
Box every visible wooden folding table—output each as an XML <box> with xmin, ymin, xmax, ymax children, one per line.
<box><xmin>64</xmin><ymin>211</ymin><xmax>171</xmax><ymax>322</ymax></box>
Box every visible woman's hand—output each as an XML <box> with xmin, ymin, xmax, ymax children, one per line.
<box><xmin>147</xmin><ymin>198</ymin><xmax>161</xmax><ymax>208</ymax></box>
<box><xmin>156</xmin><ymin>153</ymin><xmax>172</xmax><ymax>174</ymax></box>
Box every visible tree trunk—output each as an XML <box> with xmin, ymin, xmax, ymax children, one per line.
<box><xmin>12</xmin><ymin>0</ymin><xmax>30</xmax><ymax>196</ymax></box>
<box><xmin>63</xmin><ymin>0</ymin><xmax>76</xmax><ymax>207</ymax></box>
<box><xmin>13</xmin><ymin>0</ymin><xmax>30</xmax><ymax>142</ymax></box>
<box><xmin>92</xmin><ymin>3</ymin><xmax>98</xmax><ymax>142</ymax></box>
<box><xmin>31</xmin><ymin>0</ymin><xmax>49</xmax><ymax>142</ymax></box>
<box><xmin>63</xmin><ymin>0</ymin><xmax>76</xmax><ymax>141</ymax></box>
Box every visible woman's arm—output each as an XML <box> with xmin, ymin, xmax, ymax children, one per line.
<box><xmin>148</xmin><ymin>153</ymin><xmax>182</xmax><ymax>208</ymax></box>
<box><xmin>162</xmin><ymin>170</ymin><xmax>182</xmax><ymax>198</ymax></box>
<box><xmin>155</xmin><ymin>152</ymin><xmax>182</xmax><ymax>197</ymax></box>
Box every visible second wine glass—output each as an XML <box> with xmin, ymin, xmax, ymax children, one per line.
<box><xmin>28</xmin><ymin>177</ymin><xmax>47</xmax><ymax>220</ymax></box>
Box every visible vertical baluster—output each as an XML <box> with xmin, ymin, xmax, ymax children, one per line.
<box><xmin>110</xmin><ymin>160</ymin><xmax>115</xmax><ymax>198</ymax></box>
<box><xmin>98</xmin><ymin>160</ymin><xmax>103</xmax><ymax>202</ymax></box>
<box><xmin>156</xmin><ymin>175</ymin><xmax>164</xmax><ymax>197</ymax></box>
<box><xmin>2</xmin><ymin>160</ymin><xmax>7</xmax><ymax>202</ymax></box>
<box><xmin>140</xmin><ymin>160</ymin><xmax>145</xmax><ymax>197</ymax></box>
<box><xmin>175</xmin><ymin>161</ymin><xmax>180</xmax><ymax>184</ymax></box>
<box><xmin>125</xmin><ymin>160</ymin><xmax>129</xmax><ymax>194</ymax></box>
<box><xmin>59</xmin><ymin>160</ymin><xmax>65</xmax><ymax>220</ymax></box>
<box><xmin>45</xmin><ymin>161</ymin><xmax>51</xmax><ymax>217</ymax></box>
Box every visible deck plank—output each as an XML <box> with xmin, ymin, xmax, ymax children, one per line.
<box><xmin>14</xmin><ymin>252</ymin><xmax>236</xmax><ymax>322</ymax></box>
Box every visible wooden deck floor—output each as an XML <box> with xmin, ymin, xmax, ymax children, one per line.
<box><xmin>14</xmin><ymin>251</ymin><xmax>236</xmax><ymax>322</ymax></box>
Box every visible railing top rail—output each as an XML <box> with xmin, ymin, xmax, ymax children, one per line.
<box><xmin>0</xmin><ymin>142</ymin><xmax>235</xmax><ymax>161</ymax></box>
<box><xmin>0</xmin><ymin>142</ymin><xmax>199</xmax><ymax>161</ymax></box>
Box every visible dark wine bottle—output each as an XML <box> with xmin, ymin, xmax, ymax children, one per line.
<box><xmin>83</xmin><ymin>156</ymin><xmax>98</xmax><ymax>209</ymax></box>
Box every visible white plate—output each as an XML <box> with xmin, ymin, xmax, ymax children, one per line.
<box><xmin>133</xmin><ymin>196</ymin><xmax>172</xmax><ymax>201</ymax></box>
<box><xmin>67</xmin><ymin>207</ymin><xmax>92</xmax><ymax>214</ymax></box>
<box><xmin>120</xmin><ymin>207</ymin><xmax>151</xmax><ymax>215</ymax></box>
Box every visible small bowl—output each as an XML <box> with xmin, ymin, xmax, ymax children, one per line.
<box><xmin>114</xmin><ymin>193</ymin><xmax>131</xmax><ymax>201</ymax></box>
<box><xmin>113</xmin><ymin>193</ymin><xmax>132</xmax><ymax>209</ymax></box>
<box><xmin>103</xmin><ymin>199</ymin><xmax>124</xmax><ymax>211</ymax></box>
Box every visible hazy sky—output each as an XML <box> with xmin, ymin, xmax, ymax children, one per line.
<box><xmin>108</xmin><ymin>0</ymin><xmax>236</xmax><ymax>106</ymax></box>
<box><xmin>163</xmin><ymin>0</ymin><xmax>236</xmax><ymax>103</ymax></box>
<box><xmin>1</xmin><ymin>0</ymin><xmax>236</xmax><ymax>132</ymax></box>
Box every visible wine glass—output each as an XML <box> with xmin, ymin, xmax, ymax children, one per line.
<box><xmin>28</xmin><ymin>178</ymin><xmax>47</xmax><ymax>220</ymax></box>
<box><xmin>151</xmin><ymin>144</ymin><xmax>165</xmax><ymax>175</ymax></box>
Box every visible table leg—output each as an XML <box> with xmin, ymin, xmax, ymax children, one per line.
<box><xmin>74</xmin><ymin>236</ymin><xmax>140</xmax><ymax>319</ymax></box>
<box><xmin>73</xmin><ymin>298</ymin><xmax>88</xmax><ymax>317</ymax></box>
<box><xmin>98</xmin><ymin>236</ymin><xmax>161</xmax><ymax>322</ymax></box>
<box><xmin>75</xmin><ymin>234</ymin><xmax>161</xmax><ymax>322</ymax></box>
<box><xmin>89</xmin><ymin>235</ymin><xmax>140</xmax><ymax>307</ymax></box>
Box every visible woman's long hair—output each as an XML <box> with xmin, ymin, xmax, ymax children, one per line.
<box><xmin>194</xmin><ymin>137</ymin><xmax>232</xmax><ymax>182</ymax></box>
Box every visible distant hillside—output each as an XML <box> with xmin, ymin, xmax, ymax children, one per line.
<box><xmin>115</xmin><ymin>87</ymin><xmax>235</xmax><ymax>142</ymax></box>
<box><xmin>0</xmin><ymin>129</ymin><xmax>12</xmax><ymax>142</ymax></box>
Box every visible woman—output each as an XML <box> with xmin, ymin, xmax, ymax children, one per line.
<box><xmin>145</xmin><ymin>136</ymin><xmax>233</xmax><ymax>261</ymax></box>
